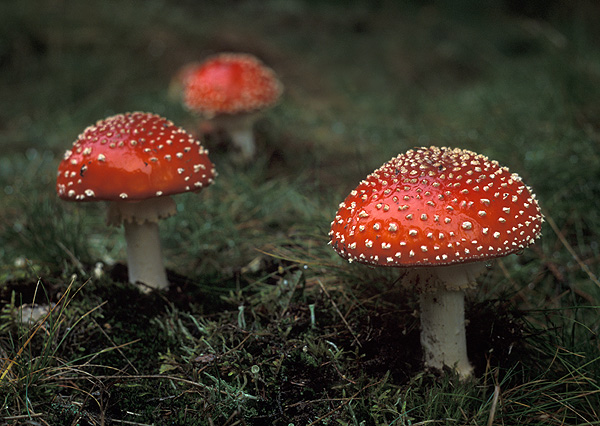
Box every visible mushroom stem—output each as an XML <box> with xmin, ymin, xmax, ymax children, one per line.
<box><xmin>229</xmin><ymin>124</ymin><xmax>256</xmax><ymax>161</ymax></box>
<box><xmin>419</xmin><ymin>288</ymin><xmax>472</xmax><ymax>378</ymax></box>
<box><xmin>417</xmin><ymin>261</ymin><xmax>487</xmax><ymax>378</ymax></box>
<box><xmin>107</xmin><ymin>197</ymin><xmax>177</xmax><ymax>292</ymax></box>
<box><xmin>123</xmin><ymin>220</ymin><xmax>169</xmax><ymax>291</ymax></box>
<box><xmin>214</xmin><ymin>114</ymin><xmax>259</xmax><ymax>162</ymax></box>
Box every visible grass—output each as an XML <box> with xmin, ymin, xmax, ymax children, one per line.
<box><xmin>2</xmin><ymin>0</ymin><xmax>600</xmax><ymax>424</ymax></box>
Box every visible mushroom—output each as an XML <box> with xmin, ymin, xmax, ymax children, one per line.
<box><xmin>329</xmin><ymin>146</ymin><xmax>543</xmax><ymax>377</ymax></box>
<box><xmin>182</xmin><ymin>52</ymin><xmax>283</xmax><ymax>162</ymax></box>
<box><xmin>56</xmin><ymin>112</ymin><xmax>216</xmax><ymax>291</ymax></box>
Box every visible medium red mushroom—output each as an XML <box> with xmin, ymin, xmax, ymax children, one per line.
<box><xmin>56</xmin><ymin>112</ymin><xmax>216</xmax><ymax>291</ymax></box>
<box><xmin>182</xmin><ymin>52</ymin><xmax>283</xmax><ymax>161</ymax></box>
<box><xmin>329</xmin><ymin>146</ymin><xmax>543</xmax><ymax>377</ymax></box>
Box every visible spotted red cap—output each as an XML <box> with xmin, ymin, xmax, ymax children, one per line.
<box><xmin>329</xmin><ymin>146</ymin><xmax>543</xmax><ymax>267</ymax></box>
<box><xmin>183</xmin><ymin>53</ymin><xmax>283</xmax><ymax>118</ymax></box>
<box><xmin>56</xmin><ymin>112</ymin><xmax>216</xmax><ymax>202</ymax></box>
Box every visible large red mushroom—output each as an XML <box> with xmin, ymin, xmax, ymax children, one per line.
<box><xmin>56</xmin><ymin>112</ymin><xmax>216</xmax><ymax>291</ymax></box>
<box><xmin>329</xmin><ymin>146</ymin><xmax>543</xmax><ymax>377</ymax></box>
<box><xmin>182</xmin><ymin>52</ymin><xmax>283</xmax><ymax>162</ymax></box>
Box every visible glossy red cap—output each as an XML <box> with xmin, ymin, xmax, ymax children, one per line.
<box><xmin>56</xmin><ymin>112</ymin><xmax>216</xmax><ymax>202</ymax></box>
<box><xmin>329</xmin><ymin>146</ymin><xmax>543</xmax><ymax>267</ymax></box>
<box><xmin>183</xmin><ymin>53</ymin><xmax>282</xmax><ymax>118</ymax></box>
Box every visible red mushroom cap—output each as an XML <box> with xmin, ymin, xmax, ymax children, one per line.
<box><xmin>329</xmin><ymin>146</ymin><xmax>543</xmax><ymax>267</ymax></box>
<box><xmin>183</xmin><ymin>53</ymin><xmax>283</xmax><ymax>117</ymax></box>
<box><xmin>56</xmin><ymin>112</ymin><xmax>216</xmax><ymax>202</ymax></box>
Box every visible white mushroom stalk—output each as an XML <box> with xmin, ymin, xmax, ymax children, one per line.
<box><xmin>420</xmin><ymin>289</ymin><xmax>470</xmax><ymax>376</ymax></box>
<box><xmin>228</xmin><ymin>122</ymin><xmax>257</xmax><ymax>161</ymax></box>
<box><xmin>214</xmin><ymin>114</ymin><xmax>258</xmax><ymax>162</ymax></box>
<box><xmin>123</xmin><ymin>220</ymin><xmax>168</xmax><ymax>290</ymax></box>
<box><xmin>108</xmin><ymin>197</ymin><xmax>177</xmax><ymax>291</ymax></box>
<box><xmin>414</xmin><ymin>262</ymin><xmax>487</xmax><ymax>378</ymax></box>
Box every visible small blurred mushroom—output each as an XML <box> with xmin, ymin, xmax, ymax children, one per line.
<box><xmin>182</xmin><ymin>53</ymin><xmax>283</xmax><ymax>162</ymax></box>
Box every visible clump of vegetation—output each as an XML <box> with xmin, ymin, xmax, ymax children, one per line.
<box><xmin>2</xmin><ymin>0</ymin><xmax>600</xmax><ymax>425</ymax></box>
